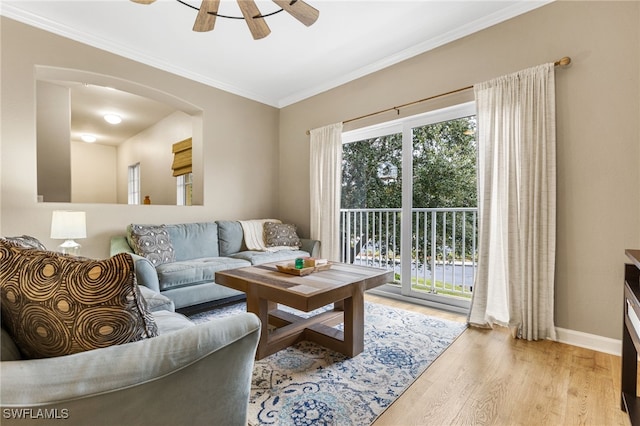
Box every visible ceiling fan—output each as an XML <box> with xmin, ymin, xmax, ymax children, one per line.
<box><xmin>131</xmin><ymin>0</ymin><xmax>319</xmax><ymax>40</ymax></box>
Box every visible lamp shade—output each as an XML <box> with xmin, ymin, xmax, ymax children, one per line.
<box><xmin>50</xmin><ymin>211</ymin><xmax>87</xmax><ymax>240</ymax></box>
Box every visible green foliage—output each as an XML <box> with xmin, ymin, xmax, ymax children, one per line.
<box><xmin>341</xmin><ymin>117</ymin><xmax>477</xmax><ymax>209</ymax></box>
<box><xmin>341</xmin><ymin>133</ymin><xmax>402</xmax><ymax>209</ymax></box>
<box><xmin>412</xmin><ymin>117</ymin><xmax>477</xmax><ymax>208</ymax></box>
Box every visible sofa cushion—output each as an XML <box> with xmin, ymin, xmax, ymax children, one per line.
<box><xmin>152</xmin><ymin>310</ymin><xmax>195</xmax><ymax>335</ymax></box>
<box><xmin>216</xmin><ymin>221</ymin><xmax>245</xmax><ymax>256</ymax></box>
<box><xmin>231</xmin><ymin>249</ymin><xmax>311</xmax><ymax>265</ymax></box>
<box><xmin>165</xmin><ymin>222</ymin><xmax>219</xmax><ymax>261</ymax></box>
<box><xmin>264</xmin><ymin>222</ymin><xmax>302</xmax><ymax>249</ymax></box>
<box><xmin>156</xmin><ymin>257</ymin><xmax>251</xmax><ymax>291</ymax></box>
<box><xmin>127</xmin><ymin>224</ymin><xmax>175</xmax><ymax>266</ymax></box>
<box><xmin>0</xmin><ymin>241</ymin><xmax>158</xmax><ymax>359</ymax></box>
<box><xmin>138</xmin><ymin>285</ymin><xmax>175</xmax><ymax>312</ymax></box>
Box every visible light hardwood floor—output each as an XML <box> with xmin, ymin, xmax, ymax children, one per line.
<box><xmin>365</xmin><ymin>294</ymin><xmax>631</xmax><ymax>426</ymax></box>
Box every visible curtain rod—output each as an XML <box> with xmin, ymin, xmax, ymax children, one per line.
<box><xmin>306</xmin><ymin>56</ymin><xmax>571</xmax><ymax>135</ymax></box>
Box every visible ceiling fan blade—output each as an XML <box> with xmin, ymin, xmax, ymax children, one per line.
<box><xmin>130</xmin><ymin>0</ymin><xmax>156</xmax><ymax>4</ymax></box>
<box><xmin>237</xmin><ymin>0</ymin><xmax>271</xmax><ymax>40</ymax></box>
<box><xmin>193</xmin><ymin>0</ymin><xmax>220</xmax><ymax>32</ymax></box>
<box><xmin>272</xmin><ymin>0</ymin><xmax>319</xmax><ymax>27</ymax></box>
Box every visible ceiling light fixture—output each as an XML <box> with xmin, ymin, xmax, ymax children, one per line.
<box><xmin>104</xmin><ymin>114</ymin><xmax>122</xmax><ymax>124</ymax></box>
<box><xmin>81</xmin><ymin>134</ymin><xmax>97</xmax><ymax>143</ymax></box>
<box><xmin>130</xmin><ymin>0</ymin><xmax>319</xmax><ymax>40</ymax></box>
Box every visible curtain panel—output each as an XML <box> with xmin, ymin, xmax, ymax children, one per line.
<box><xmin>469</xmin><ymin>64</ymin><xmax>557</xmax><ymax>341</ymax></box>
<box><xmin>309</xmin><ymin>123</ymin><xmax>343</xmax><ymax>261</ymax></box>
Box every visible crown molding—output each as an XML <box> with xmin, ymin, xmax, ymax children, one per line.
<box><xmin>276</xmin><ymin>0</ymin><xmax>554</xmax><ymax>108</ymax></box>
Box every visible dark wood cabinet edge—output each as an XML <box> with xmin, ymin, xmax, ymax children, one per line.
<box><xmin>622</xmin><ymin>249</ymin><xmax>640</xmax><ymax>424</ymax></box>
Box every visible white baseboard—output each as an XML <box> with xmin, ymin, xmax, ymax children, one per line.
<box><xmin>368</xmin><ymin>289</ymin><xmax>622</xmax><ymax>356</ymax></box>
<box><xmin>555</xmin><ymin>327</ymin><xmax>621</xmax><ymax>356</ymax></box>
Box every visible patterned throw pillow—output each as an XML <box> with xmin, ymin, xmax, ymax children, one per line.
<box><xmin>263</xmin><ymin>222</ymin><xmax>301</xmax><ymax>248</ymax></box>
<box><xmin>0</xmin><ymin>241</ymin><xmax>158</xmax><ymax>359</ymax></box>
<box><xmin>127</xmin><ymin>224</ymin><xmax>175</xmax><ymax>266</ymax></box>
<box><xmin>1</xmin><ymin>235</ymin><xmax>46</xmax><ymax>250</ymax></box>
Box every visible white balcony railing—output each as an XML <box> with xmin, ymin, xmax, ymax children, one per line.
<box><xmin>340</xmin><ymin>207</ymin><xmax>477</xmax><ymax>299</ymax></box>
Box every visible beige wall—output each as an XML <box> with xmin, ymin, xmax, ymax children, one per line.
<box><xmin>1</xmin><ymin>17</ymin><xmax>280</xmax><ymax>259</ymax></box>
<box><xmin>36</xmin><ymin>80</ymin><xmax>71</xmax><ymax>202</ymax></box>
<box><xmin>278</xmin><ymin>1</ymin><xmax>640</xmax><ymax>340</ymax></box>
<box><xmin>71</xmin><ymin>141</ymin><xmax>117</xmax><ymax>204</ymax></box>
<box><xmin>116</xmin><ymin>111</ymin><xmax>192</xmax><ymax>205</ymax></box>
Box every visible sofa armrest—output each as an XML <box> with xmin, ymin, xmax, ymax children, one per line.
<box><xmin>110</xmin><ymin>236</ymin><xmax>161</xmax><ymax>293</ymax></box>
<box><xmin>1</xmin><ymin>312</ymin><xmax>261</xmax><ymax>426</ymax></box>
<box><xmin>130</xmin><ymin>254</ymin><xmax>161</xmax><ymax>293</ymax></box>
<box><xmin>300</xmin><ymin>238</ymin><xmax>320</xmax><ymax>258</ymax></box>
<box><xmin>109</xmin><ymin>235</ymin><xmax>133</xmax><ymax>256</ymax></box>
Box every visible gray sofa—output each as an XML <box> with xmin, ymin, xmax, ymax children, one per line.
<box><xmin>1</xmin><ymin>272</ymin><xmax>261</xmax><ymax>426</ymax></box>
<box><xmin>110</xmin><ymin>220</ymin><xmax>320</xmax><ymax>310</ymax></box>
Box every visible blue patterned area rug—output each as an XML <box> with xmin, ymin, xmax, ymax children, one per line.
<box><xmin>189</xmin><ymin>301</ymin><xmax>467</xmax><ymax>426</ymax></box>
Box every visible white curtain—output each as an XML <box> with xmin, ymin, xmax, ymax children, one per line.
<box><xmin>468</xmin><ymin>64</ymin><xmax>557</xmax><ymax>341</ymax></box>
<box><xmin>309</xmin><ymin>123</ymin><xmax>343</xmax><ymax>261</ymax></box>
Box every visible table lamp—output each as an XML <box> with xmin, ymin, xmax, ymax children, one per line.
<box><xmin>50</xmin><ymin>210</ymin><xmax>87</xmax><ymax>255</ymax></box>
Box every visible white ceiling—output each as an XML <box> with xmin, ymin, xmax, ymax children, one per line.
<box><xmin>2</xmin><ymin>0</ymin><xmax>551</xmax><ymax>108</ymax></box>
<box><xmin>52</xmin><ymin>81</ymin><xmax>178</xmax><ymax>146</ymax></box>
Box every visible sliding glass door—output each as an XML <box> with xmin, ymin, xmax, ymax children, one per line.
<box><xmin>342</xmin><ymin>102</ymin><xmax>477</xmax><ymax>310</ymax></box>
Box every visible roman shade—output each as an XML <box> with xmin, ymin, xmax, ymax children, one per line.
<box><xmin>172</xmin><ymin>138</ymin><xmax>192</xmax><ymax>177</ymax></box>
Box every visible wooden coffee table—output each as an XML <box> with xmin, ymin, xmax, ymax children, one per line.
<box><xmin>215</xmin><ymin>262</ymin><xmax>393</xmax><ymax>359</ymax></box>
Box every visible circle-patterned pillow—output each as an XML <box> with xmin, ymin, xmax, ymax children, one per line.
<box><xmin>127</xmin><ymin>224</ymin><xmax>175</xmax><ymax>266</ymax></box>
<box><xmin>263</xmin><ymin>222</ymin><xmax>301</xmax><ymax>248</ymax></box>
<box><xmin>0</xmin><ymin>241</ymin><xmax>158</xmax><ymax>359</ymax></box>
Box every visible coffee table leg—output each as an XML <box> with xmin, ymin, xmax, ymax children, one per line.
<box><xmin>246</xmin><ymin>288</ymin><xmax>270</xmax><ymax>359</ymax></box>
<box><xmin>343</xmin><ymin>282</ymin><xmax>365</xmax><ymax>357</ymax></box>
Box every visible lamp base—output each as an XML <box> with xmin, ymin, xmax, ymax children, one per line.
<box><xmin>58</xmin><ymin>239</ymin><xmax>81</xmax><ymax>256</ymax></box>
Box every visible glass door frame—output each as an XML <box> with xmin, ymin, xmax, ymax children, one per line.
<box><xmin>342</xmin><ymin>101</ymin><xmax>476</xmax><ymax>309</ymax></box>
